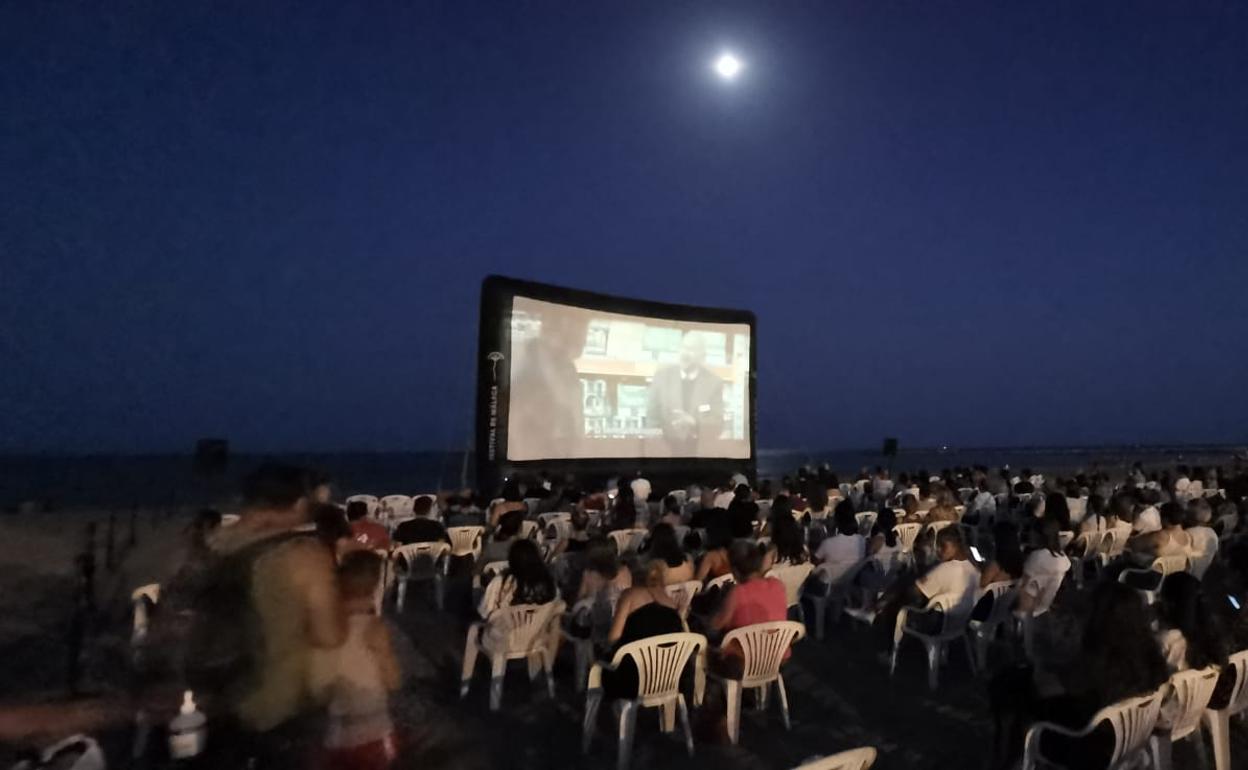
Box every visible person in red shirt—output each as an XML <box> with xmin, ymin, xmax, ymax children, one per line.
<box><xmin>347</xmin><ymin>500</ymin><xmax>391</xmax><ymax>551</ymax></box>
<box><xmin>709</xmin><ymin>540</ymin><xmax>789</xmax><ymax>677</ymax></box>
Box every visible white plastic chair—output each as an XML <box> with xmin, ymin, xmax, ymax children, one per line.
<box><xmin>345</xmin><ymin>494</ymin><xmax>380</xmax><ymax>518</ymax></box>
<box><xmin>665</xmin><ymin>580</ymin><xmax>703</xmax><ymax>620</ymax></box>
<box><xmin>1058</xmin><ymin>530</ymin><xmax>1075</xmax><ymax>550</ymax></box>
<box><xmin>854</xmin><ymin>512</ymin><xmax>877</xmax><ymax>536</ymax></box>
<box><xmin>523</xmin><ymin>497</ymin><xmax>544</xmax><ymax>516</ymax></box>
<box><xmin>706</xmin><ymin>573</ymin><xmax>737</xmax><ymax>592</ymax></box>
<box><xmin>392</xmin><ymin>542</ymin><xmax>450</xmax><ymax>611</ymax></box>
<box><xmin>130</xmin><ymin>583</ymin><xmax>161</xmax><ymax>645</ymax></box>
<box><xmin>1023</xmin><ymin>690</ymin><xmax>1164</xmax><ymax>770</ymax></box>
<box><xmin>789</xmin><ymin>747</ymin><xmax>877</xmax><ymax>770</ymax></box>
<box><xmin>1099</xmin><ymin>528</ymin><xmax>1130</xmax><ymax>566</ymax></box>
<box><xmin>1150</xmin><ymin>666</ymin><xmax>1219</xmax><ymax>770</ymax></box>
<box><xmin>1205</xmin><ymin>649</ymin><xmax>1248</xmax><ymax>770</ymax></box>
<box><xmin>461</xmin><ymin>600</ymin><xmax>565</xmax><ymax>711</ymax></box>
<box><xmin>967</xmin><ymin>580</ymin><xmax>1018</xmax><ymax>672</ymax></box>
<box><xmin>1070</xmin><ymin>531</ymin><xmax>1106</xmax><ymax>589</ymax></box>
<box><xmin>711</xmin><ymin>620</ymin><xmax>806</xmax><ymax>745</ymax></box>
<box><xmin>890</xmin><ymin>591</ymin><xmax>976</xmax><ymax>690</ymax></box>
<box><xmin>447</xmin><ymin>525</ymin><xmax>485</xmax><ymax>560</ymax></box>
<box><xmin>609</xmin><ymin>528</ymin><xmax>648</xmax><ymax>556</ymax></box>
<box><xmin>806</xmin><ymin>558</ymin><xmax>872</xmax><ymax>640</ymax></box>
<box><xmin>582</xmin><ymin>632</ymin><xmax>707</xmax><ymax>770</ymax></box>
<box><xmin>894</xmin><ymin>523</ymin><xmax>922</xmax><ymax>565</ymax></box>
<box><xmin>766</xmin><ymin>563</ymin><xmax>814</xmax><ymax>621</ymax></box>
<box><xmin>1015</xmin><ymin>571</ymin><xmax>1067</xmax><ymax>659</ymax></box>
<box><xmin>1118</xmin><ymin>554</ymin><xmax>1187</xmax><ymax>605</ymax></box>
<box><xmin>379</xmin><ymin>494</ymin><xmax>414</xmax><ymax>529</ymax></box>
<box><xmin>518</xmin><ymin>519</ymin><xmax>541</xmax><ymax>541</ymax></box>
<box><xmin>538</xmin><ymin>511</ymin><xmax>571</xmax><ymax>530</ymax></box>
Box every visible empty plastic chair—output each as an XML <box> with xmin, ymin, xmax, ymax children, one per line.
<box><xmin>392</xmin><ymin>542</ymin><xmax>450</xmax><ymax>611</ymax></box>
<box><xmin>766</xmin><ymin>563</ymin><xmax>814</xmax><ymax>623</ymax></box>
<box><xmin>711</xmin><ymin>621</ymin><xmax>806</xmax><ymax>744</ymax></box>
<box><xmin>608</xmin><ymin>528</ymin><xmax>648</xmax><ymax>556</ymax></box>
<box><xmin>448</xmin><ymin>526</ymin><xmax>485</xmax><ymax>561</ymax></box>
<box><xmin>891</xmin><ymin>591</ymin><xmax>976</xmax><ymax>690</ymax></box>
<box><xmin>893</xmin><ymin>523</ymin><xmax>923</xmax><ymax>565</ymax></box>
<box><xmin>665</xmin><ymin>580</ymin><xmax>703</xmax><ymax>620</ymax></box>
<box><xmin>582</xmin><ymin>632</ymin><xmax>707</xmax><ymax>770</ymax></box>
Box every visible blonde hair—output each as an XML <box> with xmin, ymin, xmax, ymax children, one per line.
<box><xmin>641</xmin><ymin>559</ymin><xmax>666</xmax><ymax>589</ymax></box>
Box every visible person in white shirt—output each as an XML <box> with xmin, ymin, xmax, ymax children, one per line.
<box><xmin>967</xmin><ymin>480</ymin><xmax>997</xmax><ymax>524</ymax></box>
<box><xmin>812</xmin><ymin>504</ymin><xmax>865</xmax><ymax>584</ymax></box>
<box><xmin>914</xmin><ymin>528</ymin><xmax>982</xmax><ymax>619</ymax></box>
<box><xmin>1133</xmin><ymin>504</ymin><xmax>1162</xmax><ymax>535</ymax></box>
<box><xmin>1017</xmin><ymin>520</ymin><xmax>1071</xmax><ymax>616</ymax></box>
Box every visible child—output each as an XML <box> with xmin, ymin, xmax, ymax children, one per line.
<box><xmin>311</xmin><ymin>550</ymin><xmax>401</xmax><ymax>770</ymax></box>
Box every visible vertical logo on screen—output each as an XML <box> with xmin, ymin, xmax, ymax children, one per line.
<box><xmin>487</xmin><ymin>351</ymin><xmax>504</xmax><ymax>382</ymax></box>
<box><xmin>486</xmin><ymin>352</ymin><xmax>503</xmax><ymax>461</ymax></box>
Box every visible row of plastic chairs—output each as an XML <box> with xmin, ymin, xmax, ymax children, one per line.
<box><xmin>1023</xmin><ymin>649</ymin><xmax>1248</xmax><ymax>770</ymax></box>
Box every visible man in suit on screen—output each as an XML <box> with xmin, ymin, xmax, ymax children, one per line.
<box><xmin>646</xmin><ymin>331</ymin><xmax>724</xmax><ymax>457</ymax></box>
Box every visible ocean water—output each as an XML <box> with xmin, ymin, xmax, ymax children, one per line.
<box><xmin>2</xmin><ymin>445</ymin><xmax>1242</xmax><ymax>511</ymax></box>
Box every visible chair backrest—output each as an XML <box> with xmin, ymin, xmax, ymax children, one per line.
<box><xmin>1092</xmin><ymin>690</ymin><xmax>1165</xmax><ymax>767</ymax></box>
<box><xmin>923</xmin><ymin>591</ymin><xmax>973</xmax><ymax>635</ymax></box>
<box><xmin>522</xmin><ymin>497</ymin><xmax>543</xmax><ymax>516</ymax></box>
<box><xmin>706</xmin><ymin>573</ymin><xmax>737</xmax><ymax>592</ymax></box>
<box><xmin>393</xmin><ymin>541</ymin><xmax>449</xmax><ymax>571</ymax></box>
<box><xmin>766</xmin><ymin>563</ymin><xmax>815</xmax><ymax>607</ymax></box>
<box><xmin>1058</xmin><ymin>531</ymin><xmax>1075</xmax><ymax>549</ymax></box>
<box><xmin>608</xmin><ymin>528</ymin><xmax>648</xmax><ymax>555</ymax></box>
<box><xmin>610</xmin><ymin>632</ymin><xmax>707</xmax><ymax>706</ymax></box>
<box><xmin>1164</xmin><ymin>667</ymin><xmax>1220</xmax><ymax>740</ymax></box>
<box><xmin>855</xmin><ymin>512</ymin><xmax>877</xmax><ymax>536</ymax></box>
<box><xmin>518</xmin><ymin>520</ymin><xmax>541</xmax><ymax>541</ymax></box>
<box><xmin>380</xmin><ymin>494</ymin><xmax>414</xmax><ymax>518</ymax></box>
<box><xmin>923</xmin><ymin>520</ymin><xmax>954</xmax><ymax>538</ymax></box>
<box><xmin>1072</xmin><ymin>531</ymin><xmax>1105</xmax><ymax>561</ymax></box>
<box><xmin>488</xmin><ymin>601</ymin><xmax>565</xmax><ymax>656</ymax></box>
<box><xmin>1215</xmin><ymin>649</ymin><xmax>1248</xmax><ymax>717</ymax></box>
<box><xmin>722</xmin><ymin>621</ymin><xmax>806</xmax><ymax>687</ymax></box>
<box><xmin>894</xmin><ymin>523</ymin><xmax>922</xmax><ymax>553</ymax></box>
<box><xmin>788</xmin><ymin>743</ymin><xmax>878</xmax><ymax>768</ymax></box>
<box><xmin>1153</xmin><ymin>554</ymin><xmax>1188</xmax><ymax>576</ymax></box>
<box><xmin>1100</xmin><ymin>529</ymin><xmax>1128</xmax><ymax>558</ymax></box>
<box><xmin>978</xmin><ymin>580</ymin><xmax>1019</xmax><ymax>628</ymax></box>
<box><xmin>665</xmin><ymin>580</ymin><xmax>703</xmax><ymax>618</ymax></box>
<box><xmin>537</xmin><ymin>511</ymin><xmax>571</xmax><ymax>529</ymax></box>
<box><xmin>544</xmin><ymin>519</ymin><xmax>573</xmax><ymax>544</ymax></box>
<box><xmin>130</xmin><ymin>583</ymin><xmax>161</xmax><ymax>640</ymax></box>
<box><xmin>447</xmin><ymin>526</ymin><xmax>485</xmax><ymax>557</ymax></box>
<box><xmin>345</xmin><ymin>494</ymin><xmax>380</xmax><ymax>518</ymax></box>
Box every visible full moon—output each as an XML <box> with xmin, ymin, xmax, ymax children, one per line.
<box><xmin>713</xmin><ymin>52</ymin><xmax>743</xmax><ymax>81</ymax></box>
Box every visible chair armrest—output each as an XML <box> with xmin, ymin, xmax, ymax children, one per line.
<box><xmin>587</xmin><ymin>659</ymin><xmax>620</xmax><ymax>692</ymax></box>
<box><xmin>1023</xmin><ymin>717</ymin><xmax>1098</xmax><ymax>767</ymax></box>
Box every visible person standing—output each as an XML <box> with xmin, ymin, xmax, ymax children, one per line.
<box><xmin>646</xmin><ymin>332</ymin><xmax>725</xmax><ymax>456</ymax></box>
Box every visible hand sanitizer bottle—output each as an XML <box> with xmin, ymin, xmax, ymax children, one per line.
<box><xmin>168</xmin><ymin>690</ymin><xmax>206</xmax><ymax>760</ymax></box>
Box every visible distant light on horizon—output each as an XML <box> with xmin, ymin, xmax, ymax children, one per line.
<box><xmin>713</xmin><ymin>52</ymin><xmax>743</xmax><ymax>81</ymax></box>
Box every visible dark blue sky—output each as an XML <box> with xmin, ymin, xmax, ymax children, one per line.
<box><xmin>3</xmin><ymin>2</ymin><xmax>1246</xmax><ymax>454</ymax></box>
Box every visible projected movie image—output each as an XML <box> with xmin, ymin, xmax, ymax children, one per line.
<box><xmin>506</xmin><ymin>296</ymin><xmax>751</xmax><ymax>461</ymax></box>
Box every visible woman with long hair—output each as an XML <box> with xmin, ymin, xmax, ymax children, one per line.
<box><xmin>478</xmin><ymin>539</ymin><xmax>557</xmax><ymax>618</ymax></box>
<box><xmin>645</xmin><ymin>523</ymin><xmax>695</xmax><ymax>584</ymax></box>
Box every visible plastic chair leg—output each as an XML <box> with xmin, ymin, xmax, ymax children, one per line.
<box><xmin>963</xmin><ymin>635</ymin><xmax>978</xmax><ymax>677</ymax></box>
<box><xmin>813</xmin><ymin>600</ymin><xmax>826</xmax><ymax>641</ymax></box>
<box><xmin>661</xmin><ymin>701</ymin><xmax>676</xmax><ymax>733</ymax></box>
<box><xmin>574</xmin><ymin>640</ymin><xmax>592</xmax><ymax>693</ymax></box>
<box><xmin>676</xmin><ymin>695</ymin><xmax>694</xmax><ymax>756</ymax></box>
<box><xmin>489</xmin><ymin>654</ymin><xmax>507</xmax><ymax>711</ymax></box>
<box><xmin>926</xmin><ymin>642</ymin><xmax>941</xmax><ymax>691</ymax></box>
<box><xmin>776</xmin><ymin>674</ymin><xmax>791</xmax><ymax>731</ymax></box>
<box><xmin>975</xmin><ymin>632</ymin><xmax>989</xmax><ymax>674</ymax></box>
<box><xmin>396</xmin><ymin>579</ymin><xmax>408</xmax><ymax>612</ymax></box>
<box><xmin>542</xmin><ymin>650</ymin><xmax>556</xmax><ymax>700</ymax></box>
<box><xmin>1149</xmin><ymin>733</ymin><xmax>1174</xmax><ymax>770</ymax></box>
<box><xmin>1205</xmin><ymin>710</ymin><xmax>1232</xmax><ymax>770</ymax></box>
<box><xmin>460</xmin><ymin>626</ymin><xmax>481</xmax><ymax>698</ymax></box>
<box><xmin>435</xmin><ymin>575</ymin><xmax>445</xmax><ymax>611</ymax></box>
<box><xmin>725</xmin><ymin>680</ymin><xmax>742</xmax><ymax>745</ymax></box>
<box><xmin>757</xmin><ymin>684</ymin><xmax>769</xmax><ymax>711</ymax></box>
<box><xmin>582</xmin><ymin>690</ymin><xmax>602</xmax><ymax>754</ymax></box>
<box><xmin>617</xmin><ymin>702</ymin><xmax>637</xmax><ymax>770</ymax></box>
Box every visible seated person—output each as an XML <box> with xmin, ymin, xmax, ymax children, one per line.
<box><xmin>346</xmin><ymin>500</ymin><xmax>391</xmax><ymax>551</ymax></box>
<box><xmin>644</xmin><ymin>523</ymin><xmax>695</xmax><ymax>584</ymax></box>
<box><xmin>1127</xmin><ymin>502</ymin><xmax>1191</xmax><ymax>565</ymax></box>
<box><xmin>763</xmin><ymin>514</ymin><xmax>809</xmax><ymax>572</ymax></box>
<box><xmin>979</xmin><ymin>523</ymin><xmax>1025</xmax><ymax>588</ymax></box>
<box><xmin>811</xmin><ymin>501</ymin><xmax>865</xmax><ymax>584</ymax></box>
<box><xmin>1016</xmin><ymin>519</ymin><xmax>1071</xmax><ymax>616</ymax></box>
<box><xmin>572</xmin><ymin>538</ymin><xmax>632</xmax><ymax>640</ymax></box>
<box><xmin>477</xmin><ymin>539</ymin><xmax>557</xmax><ymax>620</ymax></box>
<box><xmin>599</xmin><ymin>560</ymin><xmax>686</xmax><ymax>698</ymax></box>
<box><xmin>695</xmin><ymin>524</ymin><xmax>734</xmax><ymax>583</ymax></box>
<box><xmin>874</xmin><ymin>528</ymin><xmax>979</xmax><ymax>647</ymax></box>
<box><xmin>659</xmin><ymin>494</ymin><xmax>684</xmax><ymax>528</ymax></box>
<box><xmin>709</xmin><ymin>541</ymin><xmax>789</xmax><ymax>677</ymax></box>
<box><xmin>479</xmin><ymin>510</ymin><xmax>524</xmax><ymax>566</ymax></box>
<box><xmin>488</xmin><ymin>480</ymin><xmax>528</xmax><ymax>529</ymax></box>
<box><xmin>392</xmin><ymin>496</ymin><xmax>447</xmax><ymax>545</ymax></box>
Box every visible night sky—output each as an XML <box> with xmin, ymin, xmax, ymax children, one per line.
<box><xmin>3</xmin><ymin>2</ymin><xmax>1246</xmax><ymax>455</ymax></box>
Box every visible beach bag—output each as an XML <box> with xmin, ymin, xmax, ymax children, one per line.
<box><xmin>180</xmin><ymin>531</ymin><xmax>313</xmax><ymax>710</ymax></box>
